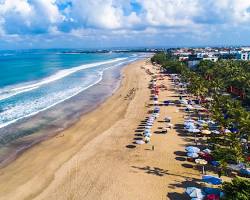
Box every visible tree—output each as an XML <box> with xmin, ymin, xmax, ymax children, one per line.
<box><xmin>222</xmin><ymin>178</ymin><xmax>250</xmax><ymax>200</ymax></box>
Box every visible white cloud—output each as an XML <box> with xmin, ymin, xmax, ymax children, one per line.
<box><xmin>0</xmin><ymin>0</ymin><xmax>63</xmax><ymax>34</ymax></box>
<box><xmin>136</xmin><ymin>0</ymin><xmax>200</xmax><ymax>27</ymax></box>
<box><xmin>1</xmin><ymin>0</ymin><xmax>250</xmax><ymax>48</ymax></box>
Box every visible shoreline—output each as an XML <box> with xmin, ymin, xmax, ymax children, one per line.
<box><xmin>0</xmin><ymin>58</ymin><xmax>209</xmax><ymax>200</ymax></box>
<box><xmin>0</xmin><ymin>57</ymin><xmax>152</xmax><ymax>200</ymax></box>
<box><xmin>0</xmin><ymin>59</ymin><xmax>134</xmax><ymax>168</ymax></box>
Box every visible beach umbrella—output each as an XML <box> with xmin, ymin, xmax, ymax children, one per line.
<box><xmin>185</xmin><ymin>124</ymin><xmax>196</xmax><ymax>130</ymax></box>
<box><xmin>188</xmin><ymin>128</ymin><xmax>200</xmax><ymax>133</ymax></box>
<box><xmin>203</xmin><ymin>187</ymin><xmax>221</xmax><ymax>195</ymax></box>
<box><xmin>198</xmin><ymin>119</ymin><xmax>206</xmax><ymax>124</ymax></box>
<box><xmin>184</xmin><ymin>121</ymin><xmax>195</xmax><ymax>127</ymax></box>
<box><xmin>239</xmin><ymin>168</ymin><xmax>250</xmax><ymax>177</ymax></box>
<box><xmin>224</xmin><ymin>129</ymin><xmax>231</xmax><ymax>133</ymax></box>
<box><xmin>241</xmin><ymin>138</ymin><xmax>247</xmax><ymax>143</ymax></box>
<box><xmin>144</xmin><ymin>133</ymin><xmax>151</xmax><ymax>137</ymax></box>
<box><xmin>206</xmin><ymin>194</ymin><xmax>220</xmax><ymax>200</ymax></box>
<box><xmin>211</xmin><ymin>161</ymin><xmax>220</xmax><ymax>167</ymax></box>
<box><xmin>195</xmin><ymin>159</ymin><xmax>208</xmax><ymax>165</ymax></box>
<box><xmin>180</xmin><ymin>100</ymin><xmax>188</xmax><ymax>105</ymax></box>
<box><xmin>203</xmin><ymin>149</ymin><xmax>212</xmax><ymax>154</ymax></box>
<box><xmin>187</xmin><ymin>152</ymin><xmax>199</xmax><ymax>158</ymax></box>
<box><xmin>135</xmin><ymin>140</ymin><xmax>145</xmax><ymax>145</ymax></box>
<box><xmin>202</xmin><ymin>175</ymin><xmax>222</xmax><ymax>185</ymax></box>
<box><xmin>199</xmin><ymin>152</ymin><xmax>213</xmax><ymax>162</ymax></box>
<box><xmin>211</xmin><ymin>130</ymin><xmax>220</xmax><ymax>135</ymax></box>
<box><xmin>195</xmin><ymin>159</ymin><xmax>208</xmax><ymax>174</ymax></box>
<box><xmin>187</xmin><ymin>105</ymin><xmax>194</xmax><ymax>110</ymax></box>
<box><xmin>185</xmin><ymin>146</ymin><xmax>200</xmax><ymax>153</ymax></box>
<box><xmin>201</xmin><ymin>130</ymin><xmax>211</xmax><ymax>135</ymax></box>
<box><xmin>186</xmin><ymin>187</ymin><xmax>205</xmax><ymax>199</ymax></box>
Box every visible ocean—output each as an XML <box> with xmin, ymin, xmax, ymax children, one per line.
<box><xmin>0</xmin><ymin>49</ymin><xmax>149</xmax><ymax>165</ymax></box>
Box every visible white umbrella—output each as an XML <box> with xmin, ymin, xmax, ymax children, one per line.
<box><xmin>135</xmin><ymin>140</ymin><xmax>145</xmax><ymax>145</ymax></box>
<box><xmin>187</xmin><ymin>152</ymin><xmax>199</xmax><ymax>158</ymax></box>
<box><xmin>185</xmin><ymin>146</ymin><xmax>200</xmax><ymax>153</ymax></box>
<box><xmin>188</xmin><ymin>128</ymin><xmax>200</xmax><ymax>133</ymax></box>
<box><xmin>224</xmin><ymin>129</ymin><xmax>231</xmax><ymax>133</ymax></box>
<box><xmin>212</xmin><ymin>130</ymin><xmax>220</xmax><ymax>134</ymax></box>
<box><xmin>201</xmin><ymin>130</ymin><xmax>211</xmax><ymax>135</ymax></box>
<box><xmin>186</xmin><ymin>187</ymin><xmax>205</xmax><ymax>199</ymax></box>
<box><xmin>195</xmin><ymin>159</ymin><xmax>208</xmax><ymax>165</ymax></box>
<box><xmin>203</xmin><ymin>148</ymin><xmax>211</xmax><ymax>154</ymax></box>
<box><xmin>195</xmin><ymin>159</ymin><xmax>208</xmax><ymax>174</ymax></box>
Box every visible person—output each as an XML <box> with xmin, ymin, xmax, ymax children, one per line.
<box><xmin>152</xmin><ymin>145</ymin><xmax>154</xmax><ymax>151</ymax></box>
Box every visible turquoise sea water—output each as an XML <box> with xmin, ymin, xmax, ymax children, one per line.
<box><xmin>0</xmin><ymin>49</ymin><xmax>149</xmax><ymax>165</ymax></box>
<box><xmin>0</xmin><ymin>50</ymin><xmax>144</xmax><ymax>129</ymax></box>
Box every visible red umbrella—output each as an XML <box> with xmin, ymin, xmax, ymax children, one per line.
<box><xmin>206</xmin><ymin>194</ymin><xmax>219</xmax><ymax>200</ymax></box>
<box><xmin>199</xmin><ymin>152</ymin><xmax>213</xmax><ymax>162</ymax></box>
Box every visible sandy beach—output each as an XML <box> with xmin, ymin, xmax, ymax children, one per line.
<box><xmin>0</xmin><ymin>59</ymin><xmax>205</xmax><ymax>200</ymax></box>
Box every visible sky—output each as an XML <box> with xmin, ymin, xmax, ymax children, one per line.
<box><xmin>1</xmin><ymin>0</ymin><xmax>250</xmax><ymax>49</ymax></box>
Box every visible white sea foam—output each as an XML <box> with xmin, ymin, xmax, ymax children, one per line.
<box><xmin>0</xmin><ymin>59</ymin><xmax>133</xmax><ymax>129</ymax></box>
<box><xmin>0</xmin><ymin>57</ymin><xmax>127</xmax><ymax>101</ymax></box>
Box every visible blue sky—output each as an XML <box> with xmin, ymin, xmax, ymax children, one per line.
<box><xmin>1</xmin><ymin>0</ymin><xmax>250</xmax><ymax>49</ymax></box>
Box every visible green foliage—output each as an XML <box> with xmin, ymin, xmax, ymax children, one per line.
<box><xmin>213</xmin><ymin>145</ymin><xmax>244</xmax><ymax>164</ymax></box>
<box><xmin>151</xmin><ymin>53</ymin><xmax>250</xmax><ymax>165</ymax></box>
<box><xmin>222</xmin><ymin>178</ymin><xmax>250</xmax><ymax>200</ymax></box>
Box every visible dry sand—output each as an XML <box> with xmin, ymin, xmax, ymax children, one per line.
<box><xmin>0</xmin><ymin>59</ymin><xmax>207</xmax><ymax>200</ymax></box>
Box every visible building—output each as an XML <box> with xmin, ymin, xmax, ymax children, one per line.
<box><xmin>203</xmin><ymin>57</ymin><xmax>218</xmax><ymax>62</ymax></box>
<box><xmin>236</xmin><ymin>52</ymin><xmax>250</xmax><ymax>60</ymax></box>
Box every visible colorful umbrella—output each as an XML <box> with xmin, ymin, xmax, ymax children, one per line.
<box><xmin>185</xmin><ymin>146</ymin><xmax>200</xmax><ymax>153</ymax></box>
<box><xmin>195</xmin><ymin>159</ymin><xmax>208</xmax><ymax>165</ymax></box>
<box><xmin>201</xmin><ymin>130</ymin><xmax>211</xmax><ymax>135</ymax></box>
<box><xmin>187</xmin><ymin>152</ymin><xmax>199</xmax><ymax>158</ymax></box>
<box><xmin>202</xmin><ymin>175</ymin><xmax>222</xmax><ymax>185</ymax></box>
<box><xmin>206</xmin><ymin>194</ymin><xmax>220</xmax><ymax>200</ymax></box>
<box><xmin>203</xmin><ymin>149</ymin><xmax>212</xmax><ymax>154</ymax></box>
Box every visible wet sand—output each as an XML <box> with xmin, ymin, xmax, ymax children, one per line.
<box><xmin>0</xmin><ymin>59</ymin><xmax>210</xmax><ymax>200</ymax></box>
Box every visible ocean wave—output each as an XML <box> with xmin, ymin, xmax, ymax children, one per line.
<box><xmin>0</xmin><ymin>59</ymin><xmax>132</xmax><ymax>129</ymax></box>
<box><xmin>0</xmin><ymin>57</ymin><xmax>127</xmax><ymax>102</ymax></box>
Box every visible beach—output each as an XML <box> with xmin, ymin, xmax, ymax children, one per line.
<box><xmin>0</xmin><ymin>59</ymin><xmax>204</xmax><ymax>200</ymax></box>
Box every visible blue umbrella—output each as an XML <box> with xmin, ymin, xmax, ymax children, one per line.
<box><xmin>185</xmin><ymin>124</ymin><xmax>196</xmax><ymax>130</ymax></box>
<box><xmin>239</xmin><ymin>168</ymin><xmax>250</xmax><ymax>176</ymax></box>
<box><xmin>187</xmin><ymin>152</ymin><xmax>199</xmax><ymax>158</ymax></box>
<box><xmin>203</xmin><ymin>187</ymin><xmax>221</xmax><ymax>195</ymax></box>
<box><xmin>202</xmin><ymin>175</ymin><xmax>222</xmax><ymax>185</ymax></box>
<box><xmin>185</xmin><ymin>146</ymin><xmax>200</xmax><ymax>153</ymax></box>
<box><xmin>211</xmin><ymin>161</ymin><xmax>220</xmax><ymax>167</ymax></box>
<box><xmin>184</xmin><ymin>121</ymin><xmax>195</xmax><ymax>127</ymax></box>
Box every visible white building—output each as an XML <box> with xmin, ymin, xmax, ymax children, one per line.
<box><xmin>240</xmin><ymin>52</ymin><xmax>249</xmax><ymax>60</ymax></box>
<box><xmin>203</xmin><ymin>57</ymin><xmax>218</xmax><ymax>62</ymax></box>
